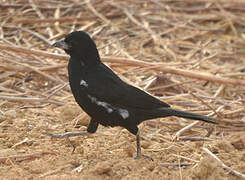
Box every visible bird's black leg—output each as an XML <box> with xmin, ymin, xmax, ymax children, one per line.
<box><xmin>134</xmin><ymin>131</ymin><xmax>153</xmax><ymax>161</ymax></box>
<box><xmin>42</xmin><ymin>131</ymin><xmax>89</xmax><ymax>153</ymax></box>
<box><xmin>43</xmin><ymin>118</ymin><xmax>99</xmax><ymax>153</ymax></box>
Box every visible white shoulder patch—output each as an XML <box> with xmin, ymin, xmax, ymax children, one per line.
<box><xmin>80</xmin><ymin>80</ymin><xmax>88</xmax><ymax>87</ymax></box>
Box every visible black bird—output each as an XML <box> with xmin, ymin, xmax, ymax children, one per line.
<box><xmin>47</xmin><ymin>31</ymin><xmax>217</xmax><ymax>160</ymax></box>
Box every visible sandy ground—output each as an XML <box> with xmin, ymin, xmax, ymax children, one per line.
<box><xmin>0</xmin><ymin>101</ymin><xmax>245</xmax><ymax>179</ymax></box>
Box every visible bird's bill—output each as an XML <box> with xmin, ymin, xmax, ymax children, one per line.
<box><xmin>52</xmin><ymin>38</ymin><xmax>69</xmax><ymax>50</ymax></box>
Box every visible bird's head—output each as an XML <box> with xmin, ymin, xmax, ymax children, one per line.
<box><xmin>53</xmin><ymin>31</ymin><xmax>101</xmax><ymax>65</ymax></box>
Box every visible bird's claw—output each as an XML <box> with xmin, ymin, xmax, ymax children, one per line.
<box><xmin>66</xmin><ymin>136</ymin><xmax>76</xmax><ymax>153</ymax></box>
<box><xmin>134</xmin><ymin>154</ymin><xmax>153</xmax><ymax>161</ymax></box>
<box><xmin>42</xmin><ymin>131</ymin><xmax>89</xmax><ymax>138</ymax></box>
<box><xmin>42</xmin><ymin>131</ymin><xmax>88</xmax><ymax>153</ymax></box>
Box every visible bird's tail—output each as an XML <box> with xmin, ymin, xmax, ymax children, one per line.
<box><xmin>158</xmin><ymin>108</ymin><xmax>217</xmax><ymax>124</ymax></box>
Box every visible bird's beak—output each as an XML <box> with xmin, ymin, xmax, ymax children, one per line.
<box><xmin>52</xmin><ymin>38</ymin><xmax>69</xmax><ymax>50</ymax></box>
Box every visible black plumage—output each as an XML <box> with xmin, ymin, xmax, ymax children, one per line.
<box><xmin>48</xmin><ymin>31</ymin><xmax>217</xmax><ymax>160</ymax></box>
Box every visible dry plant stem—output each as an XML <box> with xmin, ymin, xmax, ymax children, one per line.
<box><xmin>0</xmin><ymin>2</ymin><xmax>88</xmax><ymax>10</ymax></box>
<box><xmin>38</xmin><ymin>64</ymin><xmax>66</xmax><ymax>71</ymax></box>
<box><xmin>172</xmin><ymin>154</ymin><xmax>199</xmax><ymax>163</ymax></box>
<box><xmin>39</xmin><ymin>164</ymin><xmax>72</xmax><ymax>178</ymax></box>
<box><xmin>174</xmin><ymin>106</ymin><xmax>221</xmax><ymax>140</ymax></box>
<box><xmin>154</xmin><ymin>66</ymin><xmax>245</xmax><ymax>86</ymax></box>
<box><xmin>223</xmin><ymin>107</ymin><xmax>245</xmax><ymax>116</ymax></box>
<box><xmin>2</xmin><ymin>54</ymin><xmax>63</xmax><ymax>83</ymax></box>
<box><xmin>213</xmin><ymin>84</ymin><xmax>225</xmax><ymax>98</ymax></box>
<box><xmin>108</xmin><ymin>2</ymin><xmax>159</xmax><ymax>42</ymax></box>
<box><xmin>144</xmin><ymin>76</ymin><xmax>157</xmax><ymax>90</ymax></box>
<box><xmin>158</xmin><ymin>82</ymin><xmax>223</xmax><ymax>140</ymax></box>
<box><xmin>148</xmin><ymin>80</ymin><xmax>196</xmax><ymax>91</ymax></box>
<box><xmin>20</xmin><ymin>28</ymin><xmax>53</xmax><ymax>46</ymax></box>
<box><xmin>189</xmin><ymin>92</ymin><xmax>221</xmax><ymax>117</ymax></box>
<box><xmin>178</xmin><ymin>136</ymin><xmax>213</xmax><ymax>141</ymax></box>
<box><xmin>29</xmin><ymin>0</ymin><xmax>53</xmax><ymax>37</ymax></box>
<box><xmin>14</xmin><ymin>17</ymin><xmax>92</xmax><ymax>24</ymax></box>
<box><xmin>0</xmin><ymin>152</ymin><xmax>56</xmax><ymax>163</ymax></box>
<box><xmin>0</xmin><ymin>44</ymin><xmax>69</xmax><ymax>60</ymax></box>
<box><xmin>160</xmin><ymin>163</ymin><xmax>192</xmax><ymax>167</ymax></box>
<box><xmin>1</xmin><ymin>44</ymin><xmax>245</xmax><ymax>86</ymax></box>
<box><xmin>0</xmin><ymin>85</ymin><xmax>17</xmax><ymax>93</ymax></box>
<box><xmin>86</xmin><ymin>1</ymin><xmax>111</xmax><ymax>25</ymax></box>
<box><xmin>0</xmin><ymin>95</ymin><xmax>64</xmax><ymax>105</ymax></box>
<box><xmin>202</xmin><ymin>148</ymin><xmax>245</xmax><ymax>179</ymax></box>
<box><xmin>72</xmin><ymin>164</ymin><xmax>83</xmax><ymax>173</ymax></box>
<box><xmin>73</xmin><ymin>112</ymin><xmax>87</xmax><ymax>127</ymax></box>
<box><xmin>46</xmin><ymin>82</ymin><xmax>69</xmax><ymax>99</ymax></box>
<box><xmin>174</xmin><ymin>121</ymin><xmax>200</xmax><ymax>140</ymax></box>
<box><xmin>215</xmin><ymin>1</ymin><xmax>238</xmax><ymax>36</ymax></box>
<box><xmin>12</xmin><ymin>138</ymin><xmax>29</xmax><ymax>148</ymax></box>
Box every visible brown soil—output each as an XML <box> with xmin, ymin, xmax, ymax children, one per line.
<box><xmin>1</xmin><ymin>103</ymin><xmax>245</xmax><ymax>179</ymax></box>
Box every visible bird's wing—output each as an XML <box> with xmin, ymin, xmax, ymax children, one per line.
<box><xmin>85</xmin><ymin>64</ymin><xmax>170</xmax><ymax>109</ymax></box>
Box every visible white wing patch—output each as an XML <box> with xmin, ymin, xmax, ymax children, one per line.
<box><xmin>80</xmin><ymin>80</ymin><xmax>88</xmax><ymax>87</ymax></box>
<box><xmin>88</xmin><ymin>95</ymin><xmax>113</xmax><ymax>113</ymax></box>
<box><xmin>88</xmin><ymin>94</ymin><xmax>129</xmax><ymax>119</ymax></box>
<box><xmin>118</xmin><ymin>108</ymin><xmax>129</xmax><ymax>119</ymax></box>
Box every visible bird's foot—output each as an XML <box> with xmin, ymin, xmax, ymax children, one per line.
<box><xmin>42</xmin><ymin>131</ymin><xmax>89</xmax><ymax>138</ymax></box>
<box><xmin>134</xmin><ymin>154</ymin><xmax>153</xmax><ymax>161</ymax></box>
<box><xmin>42</xmin><ymin>131</ymin><xmax>89</xmax><ymax>153</ymax></box>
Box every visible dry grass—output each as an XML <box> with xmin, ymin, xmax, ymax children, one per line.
<box><xmin>0</xmin><ymin>0</ymin><xmax>245</xmax><ymax>179</ymax></box>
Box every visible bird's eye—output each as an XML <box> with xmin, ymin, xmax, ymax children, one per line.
<box><xmin>65</xmin><ymin>39</ymin><xmax>71</xmax><ymax>44</ymax></box>
<box><xmin>66</xmin><ymin>39</ymin><xmax>77</xmax><ymax>46</ymax></box>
